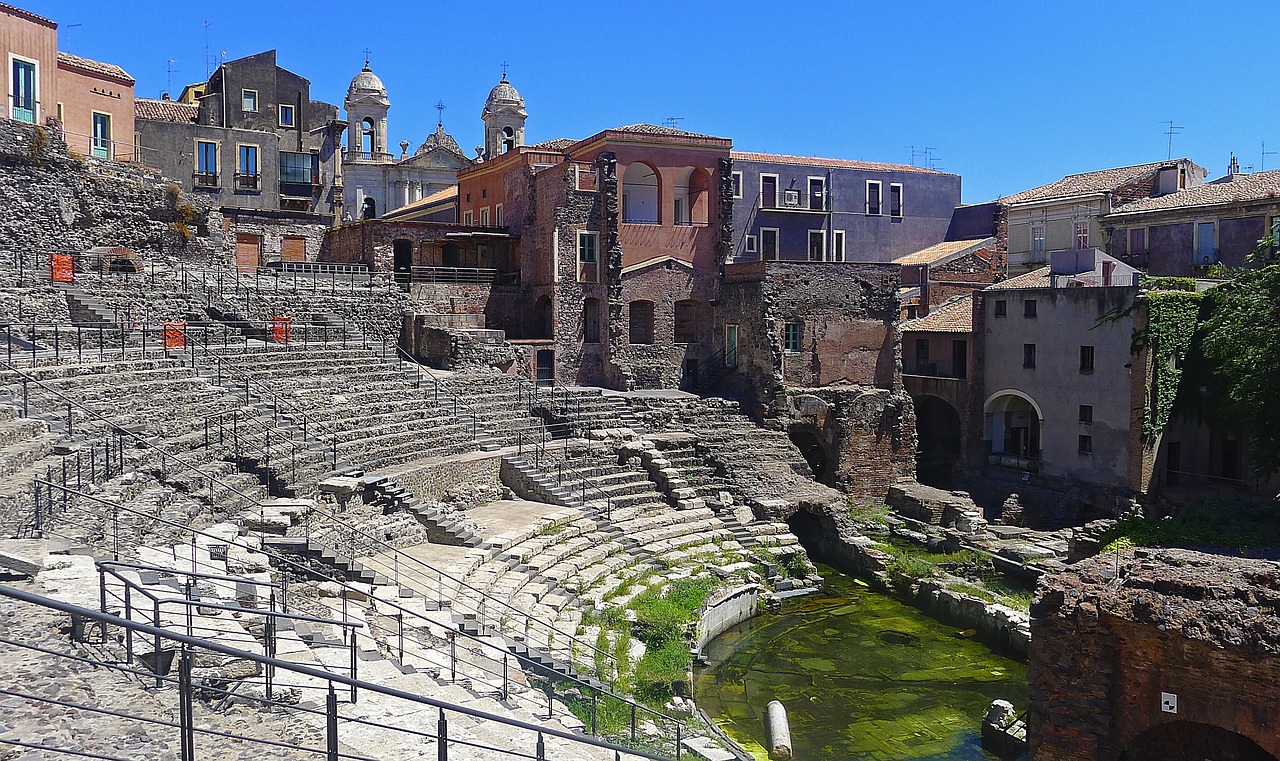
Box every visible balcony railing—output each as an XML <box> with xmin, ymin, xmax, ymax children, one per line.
<box><xmin>903</xmin><ymin>359</ymin><xmax>966</xmax><ymax>379</ymax></box>
<box><xmin>193</xmin><ymin>171</ymin><xmax>218</xmax><ymax>188</ymax></box>
<box><xmin>234</xmin><ymin>172</ymin><xmax>260</xmax><ymax>190</ymax></box>
<box><xmin>756</xmin><ymin>190</ymin><xmax>827</xmax><ymax>212</ymax></box>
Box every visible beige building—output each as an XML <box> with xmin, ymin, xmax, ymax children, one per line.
<box><xmin>1001</xmin><ymin>160</ymin><xmax>1206</xmax><ymax>275</ymax></box>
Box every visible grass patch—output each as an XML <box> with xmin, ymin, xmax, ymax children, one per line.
<box><xmin>1098</xmin><ymin>499</ymin><xmax>1280</xmax><ymax>553</ymax></box>
<box><xmin>946</xmin><ymin>581</ymin><xmax>995</xmax><ymax>603</ymax></box>
<box><xmin>848</xmin><ymin>498</ymin><xmax>892</xmax><ymax>527</ymax></box>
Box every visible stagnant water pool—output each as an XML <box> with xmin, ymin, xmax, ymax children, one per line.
<box><xmin>694</xmin><ymin>563</ymin><xmax>1028</xmax><ymax>760</ymax></box>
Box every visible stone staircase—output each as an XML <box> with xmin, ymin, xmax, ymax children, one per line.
<box><xmin>55</xmin><ymin>281</ymin><xmax>118</xmax><ymax>326</ymax></box>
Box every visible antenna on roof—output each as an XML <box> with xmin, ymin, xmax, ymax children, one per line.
<box><xmin>1162</xmin><ymin>120</ymin><xmax>1183</xmax><ymax>160</ymax></box>
<box><xmin>62</xmin><ymin>23</ymin><xmax>81</xmax><ymax>52</ymax></box>
<box><xmin>166</xmin><ymin>60</ymin><xmax>178</xmax><ymax>98</ymax></box>
<box><xmin>203</xmin><ymin>21</ymin><xmax>212</xmax><ymax>77</ymax></box>
<box><xmin>663</xmin><ymin>117</ymin><xmax>684</xmax><ymax>129</ymax></box>
<box><xmin>1263</xmin><ymin>141</ymin><xmax>1276</xmax><ymax>172</ymax></box>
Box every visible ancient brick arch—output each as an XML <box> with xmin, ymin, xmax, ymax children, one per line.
<box><xmin>1030</xmin><ymin>548</ymin><xmax>1280</xmax><ymax>761</ymax></box>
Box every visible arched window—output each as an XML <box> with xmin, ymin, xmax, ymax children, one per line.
<box><xmin>629</xmin><ymin>300</ymin><xmax>654</xmax><ymax>345</ymax></box>
<box><xmin>621</xmin><ymin>163</ymin><xmax>660</xmax><ymax>224</ymax></box>
<box><xmin>673</xmin><ymin>167</ymin><xmax>711</xmax><ymax>225</ymax></box>
<box><xmin>501</xmin><ymin>126</ymin><xmax>515</xmax><ymax>153</ymax></box>
<box><xmin>583</xmin><ymin>298</ymin><xmax>600</xmax><ymax>343</ymax></box>
<box><xmin>361</xmin><ymin>118</ymin><xmax>376</xmax><ymax>156</ymax></box>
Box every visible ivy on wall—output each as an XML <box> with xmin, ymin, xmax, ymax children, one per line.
<box><xmin>1140</xmin><ymin>289</ymin><xmax>1203</xmax><ymax>438</ymax></box>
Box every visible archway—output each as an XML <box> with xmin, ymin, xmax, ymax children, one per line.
<box><xmin>361</xmin><ymin>118</ymin><xmax>376</xmax><ymax>156</ymax></box>
<box><xmin>532</xmin><ymin>295</ymin><xmax>553</xmax><ymax>340</ymax></box>
<box><xmin>392</xmin><ymin>239</ymin><xmax>413</xmax><ymax>282</ymax></box>
<box><xmin>622</xmin><ymin>162</ymin><xmax>660</xmax><ymax>223</ymax></box>
<box><xmin>915</xmin><ymin>395</ymin><xmax>962</xmax><ymax>488</ymax></box>
<box><xmin>1121</xmin><ymin>721</ymin><xmax>1277</xmax><ymax>761</ymax></box>
<box><xmin>984</xmin><ymin>390</ymin><xmax>1042</xmax><ymax>463</ymax></box>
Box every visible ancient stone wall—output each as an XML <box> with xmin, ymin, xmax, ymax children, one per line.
<box><xmin>782</xmin><ymin>387</ymin><xmax>916</xmax><ymax>497</ymax></box>
<box><xmin>0</xmin><ymin>118</ymin><xmax>211</xmax><ymax>254</ymax></box>
<box><xmin>1029</xmin><ymin>548</ymin><xmax>1280</xmax><ymax>760</ymax></box>
<box><xmin>222</xmin><ymin>210</ymin><xmax>329</xmax><ymax>265</ymax></box>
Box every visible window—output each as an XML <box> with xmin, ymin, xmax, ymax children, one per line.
<box><xmin>1032</xmin><ymin>225</ymin><xmax>1046</xmax><ymax>254</ymax></box>
<box><xmin>760</xmin><ymin>228</ymin><xmax>779</xmax><ymax>260</ymax></box>
<box><xmin>91</xmin><ymin>112</ymin><xmax>111</xmax><ymax>159</ymax></box>
<box><xmin>807</xmin><ymin>230</ymin><xmax>825</xmax><ymax>261</ymax></box>
<box><xmin>1075</xmin><ymin>221</ymin><xmax>1089</xmax><ymax>249</ymax></box>
<box><xmin>279</xmin><ymin>103</ymin><xmax>295</xmax><ymax>127</ymax></box>
<box><xmin>866</xmin><ymin>180</ymin><xmax>882</xmax><ymax>215</ymax></box>
<box><xmin>463</xmin><ymin>210</ymin><xmax>473</xmax><ymax>225</ymax></box>
<box><xmin>465</xmin><ymin>193</ymin><xmax>471</xmax><ymax>203</ymax></box>
<box><xmin>1196</xmin><ymin>222</ymin><xmax>1217</xmax><ymax>263</ymax></box>
<box><xmin>10</xmin><ymin>57</ymin><xmax>36</xmax><ymax>123</ymax></box>
<box><xmin>1078</xmin><ymin>434</ymin><xmax>1093</xmax><ymax>455</ymax></box>
<box><xmin>1129</xmin><ymin>228</ymin><xmax>1146</xmax><ymax>254</ymax></box>
<box><xmin>731</xmin><ymin>171</ymin><xmax>743</xmax><ymax>199</ymax></box>
<box><xmin>279</xmin><ymin>151</ymin><xmax>317</xmax><ymax>184</ymax></box>
<box><xmin>1024</xmin><ymin>299</ymin><xmax>1037</xmax><ymax>318</ymax></box>
<box><xmin>583</xmin><ymin>298</ymin><xmax>600</xmax><ymax>343</ymax></box>
<box><xmin>994</xmin><ymin>300</ymin><xmax>1007</xmax><ymax>317</ymax></box>
<box><xmin>1080</xmin><ymin>345</ymin><xmax>1095</xmax><ymax>372</ymax></box>
<box><xmin>629</xmin><ymin>300</ymin><xmax>654</xmax><ymax>345</ymax></box>
<box><xmin>578</xmin><ymin>231</ymin><xmax>598</xmax><ymax>263</ymax></box>
<box><xmin>760</xmin><ymin>174</ymin><xmax>778</xmax><ymax>208</ymax></box>
<box><xmin>831</xmin><ymin>230</ymin><xmax>845</xmax><ymax>262</ymax></box>
<box><xmin>236</xmin><ymin>144</ymin><xmax>259</xmax><ymax>188</ymax></box>
<box><xmin>889</xmin><ymin>183</ymin><xmax>903</xmax><ymax>217</ymax></box>
<box><xmin>808</xmin><ymin>177</ymin><xmax>825</xmax><ymax>210</ymax></box>
<box><xmin>1023</xmin><ymin>343</ymin><xmax>1036</xmax><ymax>368</ymax></box>
<box><xmin>481</xmin><ymin>188</ymin><xmax>487</xmax><ymax>199</ymax></box>
<box><xmin>1079</xmin><ymin>404</ymin><xmax>1093</xmax><ymax>424</ymax></box>
<box><xmin>501</xmin><ymin>126</ymin><xmax>514</xmax><ymax>153</ymax></box>
<box><xmin>674</xmin><ymin>300</ymin><xmax>700</xmax><ymax>344</ymax></box>
<box><xmin>242</xmin><ymin>89</ymin><xmax>258</xmax><ymax>112</ymax></box>
<box><xmin>744</xmin><ymin>235</ymin><xmax>757</xmax><ymax>253</ymax></box>
<box><xmin>915</xmin><ymin>339</ymin><xmax>929</xmax><ymax>363</ymax></box>
<box><xmin>674</xmin><ymin>196</ymin><xmax>687</xmax><ymax>224</ymax></box>
<box><xmin>196</xmin><ymin>140</ymin><xmax>218</xmax><ymax>185</ymax></box>
<box><xmin>480</xmin><ymin>207</ymin><xmax>490</xmax><ymax>226</ymax></box>
<box><xmin>495</xmin><ymin>204</ymin><xmax>503</xmax><ymax>226</ymax></box>
<box><xmin>783</xmin><ymin>322</ymin><xmax>802</xmax><ymax>352</ymax></box>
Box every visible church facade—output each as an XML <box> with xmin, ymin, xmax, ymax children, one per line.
<box><xmin>341</xmin><ymin>62</ymin><xmax>472</xmax><ymax>220</ymax></box>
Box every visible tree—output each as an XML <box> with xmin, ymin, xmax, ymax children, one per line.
<box><xmin>1194</xmin><ymin>264</ymin><xmax>1280</xmax><ymax>477</ymax></box>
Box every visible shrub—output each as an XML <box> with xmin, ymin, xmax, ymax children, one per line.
<box><xmin>634</xmin><ymin>640</ymin><xmax>691</xmax><ymax>701</ymax></box>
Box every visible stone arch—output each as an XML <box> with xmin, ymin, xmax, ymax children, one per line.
<box><xmin>983</xmin><ymin>389</ymin><xmax>1043</xmax><ymax>462</ymax></box>
<box><xmin>915</xmin><ymin>394</ymin><xmax>962</xmax><ymax>488</ymax></box>
<box><xmin>501</xmin><ymin>126</ymin><xmax>515</xmax><ymax>153</ymax></box>
<box><xmin>621</xmin><ymin>162</ymin><xmax>660</xmax><ymax>223</ymax></box>
<box><xmin>1120</xmin><ymin>720</ymin><xmax>1277</xmax><ymax>761</ymax></box>
<box><xmin>361</xmin><ymin>118</ymin><xmax>377</xmax><ymax>156</ymax></box>
<box><xmin>688</xmin><ymin>166</ymin><xmax>712</xmax><ymax>224</ymax></box>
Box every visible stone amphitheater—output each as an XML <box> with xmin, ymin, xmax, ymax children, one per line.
<box><xmin>0</xmin><ymin>251</ymin><xmax>853</xmax><ymax>760</ymax></box>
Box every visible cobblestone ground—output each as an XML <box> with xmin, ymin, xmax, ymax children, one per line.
<box><xmin>0</xmin><ymin>584</ymin><xmax>333</xmax><ymax>760</ymax></box>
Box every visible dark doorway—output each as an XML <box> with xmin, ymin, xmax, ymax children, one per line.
<box><xmin>392</xmin><ymin>239</ymin><xmax>413</xmax><ymax>282</ymax></box>
<box><xmin>536</xmin><ymin>349</ymin><xmax>555</xmax><ymax>387</ymax></box>
<box><xmin>1120</xmin><ymin>721</ymin><xmax>1277</xmax><ymax>761</ymax></box>
<box><xmin>442</xmin><ymin>242</ymin><xmax>461</xmax><ymax>267</ymax></box>
<box><xmin>1166</xmin><ymin>441</ymin><xmax>1182</xmax><ymax>485</ymax></box>
<box><xmin>915</xmin><ymin>396</ymin><xmax>962</xmax><ymax>488</ymax></box>
<box><xmin>787</xmin><ymin>426</ymin><xmax>832</xmax><ymax>483</ymax></box>
<box><xmin>532</xmin><ymin>296</ymin><xmax>553</xmax><ymax>340</ymax></box>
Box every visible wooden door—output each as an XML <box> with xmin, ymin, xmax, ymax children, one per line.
<box><xmin>235</xmin><ymin>233</ymin><xmax>261</xmax><ymax>271</ymax></box>
<box><xmin>280</xmin><ymin>236</ymin><xmax>306</xmax><ymax>263</ymax></box>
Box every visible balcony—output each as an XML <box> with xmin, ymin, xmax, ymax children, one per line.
<box><xmin>755</xmin><ymin>190</ymin><xmax>827</xmax><ymax>213</ymax></box>
<box><xmin>234</xmin><ymin>173</ymin><xmax>261</xmax><ymax>191</ymax></box>
<box><xmin>903</xmin><ymin>359</ymin><xmax>966</xmax><ymax>379</ymax></box>
<box><xmin>193</xmin><ymin>172</ymin><xmax>219</xmax><ymax>189</ymax></box>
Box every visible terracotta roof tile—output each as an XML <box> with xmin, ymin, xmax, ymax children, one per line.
<box><xmin>984</xmin><ymin>267</ymin><xmax>1052</xmax><ymax>290</ymax></box>
<box><xmin>894</xmin><ymin>237</ymin><xmax>995</xmax><ymax>266</ymax></box>
<box><xmin>1000</xmin><ymin>161</ymin><xmax>1176</xmax><ymax>205</ymax></box>
<box><xmin>1107</xmin><ymin>169</ymin><xmax>1280</xmax><ymax>214</ymax></box>
<box><xmin>900</xmin><ymin>294</ymin><xmax>973</xmax><ymax>333</ymax></box>
<box><xmin>731</xmin><ymin>151</ymin><xmax>950</xmax><ymax>175</ymax></box>
<box><xmin>135</xmin><ymin>98</ymin><xmax>198</xmax><ymax>123</ymax></box>
<box><xmin>57</xmin><ymin>51</ymin><xmax>133</xmax><ymax>83</ymax></box>
<box><xmin>529</xmin><ymin>138</ymin><xmax>576</xmax><ymax>151</ymax></box>
<box><xmin>0</xmin><ymin>2</ymin><xmax>54</xmax><ymax>27</ymax></box>
<box><xmin>609</xmin><ymin>123</ymin><xmax>720</xmax><ymax>139</ymax></box>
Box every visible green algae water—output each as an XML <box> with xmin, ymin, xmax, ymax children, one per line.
<box><xmin>694</xmin><ymin>563</ymin><xmax>1027</xmax><ymax>760</ymax></box>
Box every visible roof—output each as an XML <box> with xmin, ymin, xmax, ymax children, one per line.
<box><xmin>529</xmin><ymin>138</ymin><xmax>576</xmax><ymax>151</ymax></box>
<box><xmin>348</xmin><ymin>64</ymin><xmax>386</xmax><ymax>96</ymax></box>
<box><xmin>0</xmin><ymin>2</ymin><xmax>54</xmax><ymax>27</ymax></box>
<box><xmin>57</xmin><ymin>51</ymin><xmax>133</xmax><ymax>83</ymax></box>
<box><xmin>1107</xmin><ymin>169</ymin><xmax>1280</xmax><ymax>215</ymax></box>
<box><xmin>383</xmin><ymin>186</ymin><xmax>458</xmax><ymax>219</ymax></box>
<box><xmin>984</xmin><ymin>267</ymin><xmax>1052</xmax><ymax>291</ymax></box>
<box><xmin>894</xmin><ymin>237</ymin><xmax>995</xmax><ymax>266</ymax></box>
<box><xmin>415</xmin><ymin>123</ymin><xmax>467</xmax><ymax>160</ymax></box>
<box><xmin>135</xmin><ymin>98</ymin><xmax>198</xmax><ymax>123</ymax></box>
<box><xmin>1000</xmin><ymin>161</ymin><xmax>1175</xmax><ymax>205</ymax></box>
<box><xmin>900</xmin><ymin>294</ymin><xmax>973</xmax><ymax>333</ymax></box>
<box><xmin>731</xmin><ymin>151</ymin><xmax>949</xmax><ymax>175</ymax></box>
<box><xmin>609</xmin><ymin>123</ymin><xmax>720</xmax><ymax>139</ymax></box>
<box><xmin>485</xmin><ymin>74</ymin><xmax>524</xmax><ymax>107</ymax></box>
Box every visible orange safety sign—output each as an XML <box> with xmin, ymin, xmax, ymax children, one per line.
<box><xmin>49</xmin><ymin>253</ymin><xmax>74</xmax><ymax>283</ymax></box>
<box><xmin>271</xmin><ymin>316</ymin><xmax>292</xmax><ymax>344</ymax></box>
<box><xmin>163</xmin><ymin>321</ymin><xmax>186</xmax><ymax>350</ymax></box>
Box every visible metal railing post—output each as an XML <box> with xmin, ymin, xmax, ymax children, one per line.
<box><xmin>179</xmin><ymin>646</ymin><xmax>195</xmax><ymax>761</ymax></box>
<box><xmin>438</xmin><ymin>708</ymin><xmax>449</xmax><ymax>761</ymax></box>
<box><xmin>326</xmin><ymin>685</ymin><xmax>339</xmax><ymax>761</ymax></box>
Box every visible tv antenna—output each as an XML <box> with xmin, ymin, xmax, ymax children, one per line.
<box><xmin>663</xmin><ymin>116</ymin><xmax>684</xmax><ymax>129</ymax></box>
<box><xmin>62</xmin><ymin>23</ymin><xmax>81</xmax><ymax>51</ymax></box>
<box><xmin>203</xmin><ymin>21</ymin><xmax>212</xmax><ymax>77</ymax></box>
<box><xmin>1162</xmin><ymin>120</ymin><xmax>1183</xmax><ymax>160</ymax></box>
<box><xmin>1263</xmin><ymin>141</ymin><xmax>1276</xmax><ymax>172</ymax></box>
<box><xmin>166</xmin><ymin>60</ymin><xmax>178</xmax><ymax>97</ymax></box>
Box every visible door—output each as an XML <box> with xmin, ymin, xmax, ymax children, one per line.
<box><xmin>235</xmin><ymin>233</ymin><xmax>262</xmax><ymax>271</ymax></box>
<box><xmin>760</xmin><ymin>176</ymin><xmax>777</xmax><ymax>208</ymax></box>
<box><xmin>952</xmin><ymin>340</ymin><xmax>967</xmax><ymax>379</ymax></box>
<box><xmin>808</xmin><ymin>178</ymin><xmax>824</xmax><ymax>210</ymax></box>
<box><xmin>11</xmin><ymin>59</ymin><xmax>35</xmax><ymax>123</ymax></box>
<box><xmin>91</xmin><ymin>113</ymin><xmax>111</xmax><ymax>158</ymax></box>
<box><xmin>392</xmin><ymin>239</ymin><xmax>413</xmax><ymax>282</ymax></box>
<box><xmin>1166</xmin><ymin>441</ymin><xmax>1181</xmax><ymax>485</ymax></box>
<box><xmin>1196</xmin><ymin>222</ymin><xmax>1216</xmax><ymax>264</ymax></box>
<box><xmin>724</xmin><ymin>324</ymin><xmax>738</xmax><ymax>367</ymax></box>
<box><xmin>280</xmin><ymin>236</ymin><xmax>306</xmax><ymax>263</ymax></box>
<box><xmin>535</xmin><ymin>349</ymin><xmax>555</xmax><ymax>387</ymax></box>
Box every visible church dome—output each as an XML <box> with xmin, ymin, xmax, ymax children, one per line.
<box><xmin>484</xmin><ymin>74</ymin><xmax>525</xmax><ymax>114</ymax></box>
<box><xmin>416</xmin><ymin>122</ymin><xmax>466</xmax><ymax>159</ymax></box>
<box><xmin>347</xmin><ymin>64</ymin><xmax>387</xmax><ymax>100</ymax></box>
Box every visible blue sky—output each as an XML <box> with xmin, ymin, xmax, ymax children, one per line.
<box><xmin>27</xmin><ymin>0</ymin><xmax>1280</xmax><ymax>202</ymax></box>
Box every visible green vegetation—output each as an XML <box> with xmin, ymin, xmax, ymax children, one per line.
<box><xmin>1140</xmin><ymin>289</ymin><xmax>1204</xmax><ymax>437</ymax></box>
<box><xmin>1141</xmin><ymin>275</ymin><xmax>1198</xmax><ymax>292</ymax></box>
<box><xmin>847</xmin><ymin>498</ymin><xmax>892</xmax><ymax>527</ymax></box>
<box><xmin>1098</xmin><ymin>499</ymin><xmax>1280</xmax><ymax>553</ymax></box>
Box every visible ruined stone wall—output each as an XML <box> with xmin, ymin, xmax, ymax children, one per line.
<box><xmin>0</xmin><ymin>118</ymin><xmax>211</xmax><ymax>254</ymax></box>
<box><xmin>782</xmin><ymin>386</ymin><xmax>916</xmax><ymax>497</ymax></box>
<box><xmin>1029</xmin><ymin>548</ymin><xmax>1280</xmax><ymax>761</ymax></box>
<box><xmin>221</xmin><ymin>211</ymin><xmax>329</xmax><ymax>265</ymax></box>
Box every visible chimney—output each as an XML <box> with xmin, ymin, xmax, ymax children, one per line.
<box><xmin>1228</xmin><ymin>153</ymin><xmax>1240</xmax><ymax>177</ymax></box>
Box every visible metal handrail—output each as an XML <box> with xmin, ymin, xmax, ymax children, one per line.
<box><xmin>0</xmin><ymin>585</ymin><xmax>680</xmax><ymax>761</ymax></box>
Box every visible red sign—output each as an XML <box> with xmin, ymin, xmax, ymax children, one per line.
<box><xmin>163</xmin><ymin>322</ymin><xmax>186</xmax><ymax>350</ymax></box>
<box><xmin>271</xmin><ymin>316</ymin><xmax>292</xmax><ymax>344</ymax></box>
<box><xmin>49</xmin><ymin>253</ymin><xmax>74</xmax><ymax>283</ymax></box>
